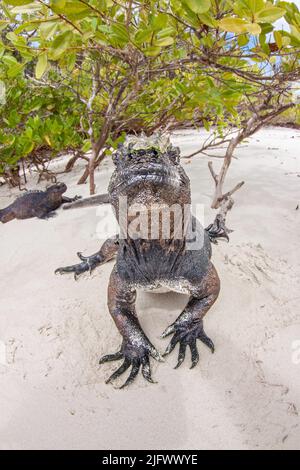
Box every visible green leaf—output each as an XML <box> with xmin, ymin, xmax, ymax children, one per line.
<box><xmin>51</xmin><ymin>0</ymin><xmax>87</xmax><ymax>16</ymax></box>
<box><xmin>274</xmin><ymin>30</ymin><xmax>282</xmax><ymax>48</ymax></box>
<box><xmin>185</xmin><ymin>0</ymin><xmax>211</xmax><ymax>14</ymax></box>
<box><xmin>219</xmin><ymin>17</ymin><xmax>261</xmax><ymax>35</ymax></box>
<box><xmin>2</xmin><ymin>55</ymin><xmax>24</xmax><ymax>77</ymax></box>
<box><xmin>154</xmin><ymin>36</ymin><xmax>174</xmax><ymax>46</ymax></box>
<box><xmin>203</xmin><ymin>118</ymin><xmax>210</xmax><ymax>131</ymax></box>
<box><xmin>197</xmin><ymin>12</ymin><xmax>217</xmax><ymax>27</ymax></box>
<box><xmin>22</xmin><ymin>140</ymin><xmax>35</xmax><ymax>156</ymax></box>
<box><xmin>134</xmin><ymin>28</ymin><xmax>153</xmax><ymax>44</ymax></box>
<box><xmin>290</xmin><ymin>25</ymin><xmax>300</xmax><ymax>43</ymax></box>
<box><xmin>6</xmin><ymin>31</ymin><xmax>18</xmax><ymax>43</ymax></box>
<box><xmin>256</xmin><ymin>7</ymin><xmax>285</xmax><ymax>23</ymax></box>
<box><xmin>2</xmin><ymin>54</ymin><xmax>17</xmax><ymax>67</ymax></box>
<box><xmin>248</xmin><ymin>0</ymin><xmax>265</xmax><ymax>13</ymax></box>
<box><xmin>39</xmin><ymin>21</ymin><xmax>59</xmax><ymax>40</ymax></box>
<box><xmin>144</xmin><ymin>45</ymin><xmax>161</xmax><ymax>56</ymax></box>
<box><xmin>151</xmin><ymin>13</ymin><xmax>168</xmax><ymax>31</ymax></box>
<box><xmin>65</xmin><ymin>51</ymin><xmax>76</xmax><ymax>71</ymax></box>
<box><xmin>50</xmin><ymin>31</ymin><xmax>73</xmax><ymax>60</ymax></box>
<box><xmin>51</xmin><ymin>0</ymin><xmax>66</xmax><ymax>8</ymax></box>
<box><xmin>6</xmin><ymin>109</ymin><xmax>21</xmax><ymax>127</ymax></box>
<box><xmin>281</xmin><ymin>35</ymin><xmax>290</xmax><ymax>46</ymax></box>
<box><xmin>35</xmin><ymin>52</ymin><xmax>48</xmax><ymax>79</ymax></box>
<box><xmin>4</xmin><ymin>0</ymin><xmax>32</xmax><ymax>5</ymax></box>
<box><xmin>260</xmin><ymin>23</ymin><xmax>274</xmax><ymax>34</ymax></box>
<box><xmin>245</xmin><ymin>22</ymin><xmax>261</xmax><ymax>35</ymax></box>
<box><xmin>218</xmin><ymin>18</ymin><xmax>248</xmax><ymax>33</ymax></box>
<box><xmin>237</xmin><ymin>34</ymin><xmax>249</xmax><ymax>46</ymax></box>
<box><xmin>157</xmin><ymin>27</ymin><xmax>176</xmax><ymax>38</ymax></box>
<box><xmin>111</xmin><ymin>24</ymin><xmax>129</xmax><ymax>43</ymax></box>
<box><xmin>81</xmin><ymin>139</ymin><xmax>91</xmax><ymax>152</ymax></box>
<box><xmin>11</xmin><ymin>3</ymin><xmax>42</xmax><ymax>13</ymax></box>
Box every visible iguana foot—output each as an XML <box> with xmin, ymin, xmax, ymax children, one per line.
<box><xmin>39</xmin><ymin>211</ymin><xmax>57</xmax><ymax>220</ymax></box>
<box><xmin>55</xmin><ymin>237</ymin><xmax>118</xmax><ymax>280</ymax></box>
<box><xmin>100</xmin><ymin>339</ymin><xmax>163</xmax><ymax>388</ymax></box>
<box><xmin>205</xmin><ymin>214</ymin><xmax>232</xmax><ymax>244</ymax></box>
<box><xmin>162</xmin><ymin>321</ymin><xmax>214</xmax><ymax>369</ymax></box>
<box><xmin>55</xmin><ymin>252</ymin><xmax>101</xmax><ymax>279</ymax></box>
<box><xmin>62</xmin><ymin>195</ymin><xmax>82</xmax><ymax>204</ymax></box>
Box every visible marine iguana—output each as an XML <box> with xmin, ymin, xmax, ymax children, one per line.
<box><xmin>0</xmin><ymin>182</ymin><xmax>81</xmax><ymax>223</ymax></box>
<box><xmin>56</xmin><ymin>135</ymin><xmax>229</xmax><ymax>388</ymax></box>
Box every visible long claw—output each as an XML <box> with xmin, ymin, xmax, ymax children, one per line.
<box><xmin>161</xmin><ymin>324</ymin><xmax>175</xmax><ymax>338</ymax></box>
<box><xmin>198</xmin><ymin>331</ymin><xmax>215</xmax><ymax>353</ymax></box>
<box><xmin>99</xmin><ymin>351</ymin><xmax>123</xmax><ymax>364</ymax></box>
<box><xmin>141</xmin><ymin>357</ymin><xmax>156</xmax><ymax>384</ymax></box>
<box><xmin>162</xmin><ymin>320</ymin><xmax>215</xmax><ymax>370</ymax></box>
<box><xmin>77</xmin><ymin>252</ymin><xmax>85</xmax><ymax>260</ymax></box>
<box><xmin>174</xmin><ymin>342</ymin><xmax>187</xmax><ymax>369</ymax></box>
<box><xmin>102</xmin><ymin>340</ymin><xmax>162</xmax><ymax>387</ymax></box>
<box><xmin>55</xmin><ymin>263</ymin><xmax>87</xmax><ymax>276</ymax></box>
<box><xmin>106</xmin><ymin>358</ymin><xmax>130</xmax><ymax>384</ymax></box>
<box><xmin>150</xmin><ymin>347</ymin><xmax>164</xmax><ymax>362</ymax></box>
<box><xmin>119</xmin><ymin>362</ymin><xmax>140</xmax><ymax>389</ymax></box>
<box><xmin>163</xmin><ymin>335</ymin><xmax>179</xmax><ymax>356</ymax></box>
<box><xmin>190</xmin><ymin>341</ymin><xmax>199</xmax><ymax>369</ymax></box>
<box><xmin>55</xmin><ymin>267</ymin><xmax>65</xmax><ymax>275</ymax></box>
<box><xmin>205</xmin><ymin>214</ymin><xmax>231</xmax><ymax>243</ymax></box>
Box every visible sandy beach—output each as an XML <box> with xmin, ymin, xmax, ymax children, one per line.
<box><xmin>0</xmin><ymin>126</ymin><xmax>299</xmax><ymax>450</ymax></box>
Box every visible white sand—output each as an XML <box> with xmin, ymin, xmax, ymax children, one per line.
<box><xmin>0</xmin><ymin>127</ymin><xmax>299</xmax><ymax>450</ymax></box>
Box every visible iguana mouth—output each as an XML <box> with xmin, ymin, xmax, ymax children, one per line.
<box><xmin>111</xmin><ymin>163</ymin><xmax>181</xmax><ymax>192</ymax></box>
<box><xmin>128</xmin><ymin>164</ymin><xmax>179</xmax><ymax>182</ymax></box>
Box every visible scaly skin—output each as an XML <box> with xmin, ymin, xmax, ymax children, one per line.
<box><xmin>0</xmin><ymin>183</ymin><xmax>81</xmax><ymax>223</ymax></box>
<box><xmin>56</xmin><ymin>135</ymin><xmax>223</xmax><ymax>388</ymax></box>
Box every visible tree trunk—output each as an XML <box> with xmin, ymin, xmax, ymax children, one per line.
<box><xmin>89</xmin><ymin>146</ymin><xmax>97</xmax><ymax>195</ymax></box>
<box><xmin>77</xmin><ymin>164</ymin><xmax>90</xmax><ymax>185</ymax></box>
<box><xmin>210</xmin><ymin>134</ymin><xmax>240</xmax><ymax>209</ymax></box>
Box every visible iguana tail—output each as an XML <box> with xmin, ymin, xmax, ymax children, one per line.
<box><xmin>0</xmin><ymin>207</ymin><xmax>15</xmax><ymax>223</ymax></box>
<box><xmin>63</xmin><ymin>193</ymin><xmax>110</xmax><ymax>210</ymax></box>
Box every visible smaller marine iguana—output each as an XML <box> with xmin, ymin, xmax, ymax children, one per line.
<box><xmin>0</xmin><ymin>182</ymin><xmax>80</xmax><ymax>223</ymax></box>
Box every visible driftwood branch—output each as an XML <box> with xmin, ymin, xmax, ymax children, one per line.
<box><xmin>222</xmin><ymin>181</ymin><xmax>245</xmax><ymax>200</ymax></box>
<box><xmin>208</xmin><ymin>161</ymin><xmax>218</xmax><ymax>184</ymax></box>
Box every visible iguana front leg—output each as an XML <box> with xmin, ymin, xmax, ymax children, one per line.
<box><xmin>162</xmin><ymin>263</ymin><xmax>220</xmax><ymax>369</ymax></box>
<box><xmin>34</xmin><ymin>206</ymin><xmax>57</xmax><ymax>220</ymax></box>
<box><xmin>61</xmin><ymin>195</ymin><xmax>82</xmax><ymax>204</ymax></box>
<box><xmin>100</xmin><ymin>267</ymin><xmax>162</xmax><ymax>388</ymax></box>
<box><xmin>55</xmin><ymin>236</ymin><xmax>118</xmax><ymax>279</ymax></box>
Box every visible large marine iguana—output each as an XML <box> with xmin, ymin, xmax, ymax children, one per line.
<box><xmin>56</xmin><ymin>136</ymin><xmax>229</xmax><ymax>388</ymax></box>
<box><xmin>0</xmin><ymin>182</ymin><xmax>80</xmax><ymax>223</ymax></box>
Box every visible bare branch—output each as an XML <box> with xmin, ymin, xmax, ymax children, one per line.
<box><xmin>208</xmin><ymin>161</ymin><xmax>218</xmax><ymax>184</ymax></box>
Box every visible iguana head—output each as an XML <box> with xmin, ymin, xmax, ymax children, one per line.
<box><xmin>109</xmin><ymin>134</ymin><xmax>190</xmax><ymax>206</ymax></box>
<box><xmin>47</xmin><ymin>182</ymin><xmax>67</xmax><ymax>195</ymax></box>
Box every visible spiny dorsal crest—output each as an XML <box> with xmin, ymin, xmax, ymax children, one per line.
<box><xmin>125</xmin><ymin>133</ymin><xmax>171</xmax><ymax>153</ymax></box>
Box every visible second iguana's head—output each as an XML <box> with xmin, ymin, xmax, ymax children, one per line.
<box><xmin>47</xmin><ymin>182</ymin><xmax>67</xmax><ymax>195</ymax></box>
<box><xmin>108</xmin><ymin>134</ymin><xmax>190</xmax><ymax>207</ymax></box>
